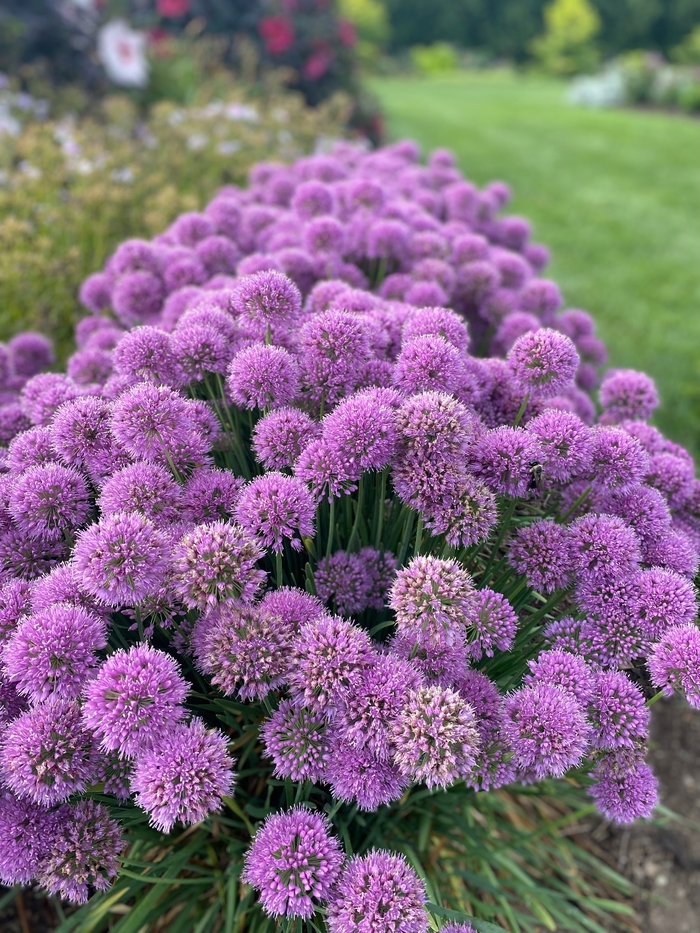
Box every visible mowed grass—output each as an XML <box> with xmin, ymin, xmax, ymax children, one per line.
<box><xmin>371</xmin><ymin>71</ymin><xmax>700</xmax><ymax>457</ymax></box>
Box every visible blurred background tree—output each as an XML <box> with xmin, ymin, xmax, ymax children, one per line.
<box><xmin>530</xmin><ymin>0</ymin><xmax>602</xmax><ymax>75</ymax></box>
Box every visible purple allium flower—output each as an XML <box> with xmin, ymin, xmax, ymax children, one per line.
<box><xmin>300</xmin><ymin>310</ymin><xmax>371</xmax><ymax>410</ymax></box>
<box><xmin>9</xmin><ymin>332</ymin><xmax>55</xmax><ymax>378</ymax></box>
<box><xmin>66</xmin><ymin>347</ymin><xmax>113</xmax><ymax>386</ymax></box>
<box><xmin>232</xmin><ymin>271</ymin><xmax>302</xmax><ymax>330</ymax></box>
<box><xmin>518</xmin><ymin>279</ymin><xmax>562</xmax><ymax>320</ymax></box>
<box><xmin>193</xmin><ymin>603</ymin><xmax>289</xmax><ymax>700</ymax></box>
<box><xmin>259</xmin><ymin>586</ymin><xmax>327</xmax><ymax>633</ymax></box>
<box><xmin>96</xmin><ymin>751</ymin><xmax>132</xmax><ymax>802</ymax></box>
<box><xmin>112</xmin><ymin>326</ymin><xmax>181</xmax><ymax>385</ymax></box>
<box><xmin>112</xmin><ymin>271</ymin><xmax>165</xmax><ymax>327</ymax></box>
<box><xmin>404</xmin><ymin>280</ymin><xmax>448</xmax><ymax>308</ymax></box>
<box><xmin>228</xmin><ymin>344</ymin><xmax>300</xmax><ymax>410</ymax></box>
<box><xmin>82</xmin><ymin>645</ymin><xmax>188</xmax><ymax>757</ymax></box>
<box><xmin>569</xmin><ymin>513</ymin><xmax>641</xmax><ymax>583</ymax></box>
<box><xmin>172</xmin><ymin>521</ymin><xmax>265</xmax><ymax>610</ymax></box>
<box><xmin>292</xmin><ymin>181</ymin><xmax>335</xmax><ymax>219</ymax></box>
<box><xmin>470</xmin><ymin>426</ymin><xmax>542</xmax><ymax>498</ymax></box>
<box><xmin>20</xmin><ymin>373</ymin><xmax>79</xmax><ymax>427</ymax></box>
<box><xmin>160</xmin><ymin>248</ymin><xmax>207</xmax><ymax>292</ymax></box>
<box><xmin>339</xmin><ymin>654</ymin><xmax>420</xmax><ymax>761</ymax></box>
<box><xmin>525</xmin><ymin>409</ymin><xmax>591</xmax><ymax>483</ymax></box>
<box><xmin>508</xmin><ymin>520</ymin><xmax>573</xmax><ymax>594</ymax></box>
<box><xmin>390</xmin><ymin>555</ymin><xmax>473</xmax><ymax>645</ymax></box>
<box><xmin>290</xmin><ymin>615</ymin><xmax>374</xmax><ymax>712</ymax></box>
<box><xmin>252</xmin><ymin>407</ymin><xmax>320</xmax><ymax>471</ymax></box>
<box><xmin>491</xmin><ymin>311</ymin><xmax>540</xmax><ymax>356</ymax></box>
<box><xmin>366</xmin><ymin>219</ymin><xmax>411</xmax><ymax>266</ymax></box>
<box><xmin>590</xmin><ymin>671</ymin><xmax>649</xmax><ymax>750</ymax></box>
<box><xmin>0</xmin><ymin>793</ymin><xmax>54</xmax><ymax>885</ymax></box>
<box><xmin>589</xmin><ymin>752</ymin><xmax>658</xmax><ymax>823</ymax></box>
<box><xmin>454</xmin><ymin>260</ymin><xmax>500</xmax><ymax>307</ymax></box>
<box><xmin>389</xmin><ymin>631</ymin><xmax>468</xmax><ymax>687</ymax></box>
<box><xmin>394</xmin><ymin>334</ymin><xmax>463</xmax><ymax>396</ymax></box>
<box><xmin>325</xmin><ymin>741</ymin><xmax>408</xmax><ymax>810</ymax></box>
<box><xmin>525</xmin><ymin>243</ymin><xmax>550</xmax><ymax>270</ymax></box>
<box><xmin>504</xmin><ymin>683</ymin><xmax>589</xmax><ymax>779</ymax></box>
<box><xmin>646</xmin><ymin>451</ymin><xmax>695</xmax><ymax>508</ymax></box>
<box><xmin>588</xmin><ymin>426</ymin><xmax>649</xmax><ymax>489</ymax></box>
<box><xmin>327</xmin><ymin>849</ymin><xmax>428</xmax><ymax>933</ymax></box>
<box><xmin>634</xmin><ymin>567</ymin><xmax>696</xmax><ymax>641</ymax></box>
<box><xmin>111</xmin><ymin>382</ymin><xmax>209</xmax><ymax>468</ymax></box>
<box><xmin>235</xmin><ymin>472</ymin><xmax>314</xmax><ymax>553</ymax></box>
<box><xmin>523</xmin><ymin>649</ymin><xmax>595</xmax><ymax>705</ymax></box>
<box><xmin>648</xmin><ymin>624</ymin><xmax>700</xmax><ymax>706</ymax></box>
<box><xmin>3</xmin><ymin>604</ymin><xmax>107</xmax><ymax>702</ymax></box>
<box><xmin>79</xmin><ymin>272</ymin><xmax>112</xmax><ymax>313</ymax></box>
<box><xmin>391</xmin><ymin>684</ymin><xmax>479</xmax><ymax>788</ymax></box>
<box><xmin>304</xmin><ymin>216</ymin><xmax>346</xmax><ymax>256</ymax></box>
<box><xmin>0</xmin><ymin>700</ymin><xmax>94</xmax><ymax>805</ymax></box>
<box><xmin>0</xmin><ymin>578</ymin><xmax>32</xmax><ymax>641</ymax></box>
<box><xmin>49</xmin><ymin>396</ymin><xmax>125</xmax><ymax>480</ymax></box>
<box><xmin>542</xmin><ymin>616</ymin><xmax>590</xmax><ymax>655</ymax></box>
<box><xmin>315</xmin><ymin>551</ymin><xmax>372</xmax><ymax>616</ymax></box>
<box><xmin>425</xmin><ymin>475</ymin><xmax>499</xmax><ymax>549</ymax></box>
<box><xmin>195</xmin><ymin>235</ymin><xmax>240</xmax><ymax>276</ymax></box>
<box><xmin>108</xmin><ymin>238</ymin><xmax>160</xmax><ymax>278</ymax></box>
<box><xmin>73</xmin><ymin>511</ymin><xmax>170</xmax><ymax>607</ymax></box>
<box><xmin>464</xmin><ymin>588</ymin><xmax>518</xmax><ymax>660</ymax></box>
<box><xmin>243</xmin><ymin>808</ymin><xmax>343</xmax><ymax>919</ymax></box>
<box><xmin>182</xmin><ymin>467</ymin><xmax>244</xmax><ymax>523</ymax></box>
<box><xmin>295</xmin><ymin>436</ymin><xmax>358</xmax><ymax>502</ymax></box>
<box><xmin>346</xmin><ymin>177</ymin><xmax>385</xmax><ymax>213</ymax></box>
<box><xmin>98</xmin><ymin>461</ymin><xmax>183</xmax><ymax>523</ymax></box>
<box><xmin>0</xmin><ymin>526</ymin><xmax>68</xmax><ymax>581</ymax></box>
<box><xmin>131</xmin><ymin>719</ymin><xmax>234</xmax><ymax>832</ymax></box>
<box><xmin>598</xmin><ymin>484</ymin><xmax>671</xmax><ymax>548</ymax></box>
<box><xmin>644</xmin><ymin>527</ymin><xmax>700</xmax><ymax>578</ymax></box>
<box><xmin>8</xmin><ymin>463</ymin><xmax>90</xmax><ymax>540</ymax></box>
<box><xmin>322</xmin><ymin>392</ymin><xmax>397</xmax><ymax>477</ymax></box>
<box><xmin>170</xmin><ymin>212</ymin><xmax>215</xmax><ymax>247</ymax></box>
<box><xmin>170</xmin><ymin>322</ymin><xmax>231</xmax><ymax>382</ymax></box>
<box><xmin>451</xmin><ymin>233</ymin><xmax>488</xmax><ymax>265</ymax></box>
<box><xmin>261</xmin><ymin>699</ymin><xmax>330</xmax><ymax>782</ymax></box>
<box><xmin>0</xmin><ymin>403</ymin><xmax>31</xmax><ymax>445</ymax></box>
<box><xmin>402</xmin><ymin>306</ymin><xmax>469</xmax><ymax>353</ymax></box>
<box><xmin>507</xmin><ymin>328</ymin><xmax>578</xmax><ymax>399</ymax></box>
<box><xmin>29</xmin><ymin>567</ymin><xmax>100</xmax><ymax>621</ymax></box>
<box><xmin>599</xmin><ymin>369</ymin><xmax>658</xmax><ymax>423</ymax></box>
<box><xmin>36</xmin><ymin>799</ymin><xmax>124</xmax><ymax>903</ymax></box>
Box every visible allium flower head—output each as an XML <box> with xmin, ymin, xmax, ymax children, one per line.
<box><xmin>315</xmin><ymin>551</ymin><xmax>373</xmax><ymax>617</ymax></box>
<box><xmin>3</xmin><ymin>604</ymin><xmax>107</xmax><ymax>702</ymax></box>
<box><xmin>295</xmin><ymin>437</ymin><xmax>357</xmax><ymax>501</ymax></box>
<box><xmin>598</xmin><ymin>483</ymin><xmax>671</xmax><ymax>548</ymax></box>
<box><xmin>646</xmin><ymin>451</ymin><xmax>695</xmax><ymax>508</ymax></box>
<box><xmin>505</xmin><ymin>683</ymin><xmax>589</xmax><ymax>779</ymax></box>
<box><xmin>402</xmin><ymin>306</ymin><xmax>470</xmax><ymax>353</ymax></box>
<box><xmin>589</xmin><ymin>751</ymin><xmax>658</xmax><ymax>823</ymax></box>
<box><xmin>172</xmin><ymin>521</ymin><xmax>265</xmax><ymax>610</ymax></box>
<box><xmin>292</xmin><ymin>181</ymin><xmax>335</xmax><ymax>219</ymax></box>
<box><xmin>327</xmin><ymin>849</ymin><xmax>428</xmax><ymax>933</ymax></box>
<box><xmin>98</xmin><ymin>461</ymin><xmax>183</xmax><ymax>523</ymax></box>
<box><xmin>588</xmin><ymin>426</ymin><xmax>649</xmax><ymax>489</ymax></box>
<box><xmin>599</xmin><ymin>369</ymin><xmax>658</xmax><ymax>423</ymax></box>
<box><xmin>243</xmin><ymin>808</ymin><xmax>343</xmax><ymax>919</ymax></box>
<box><xmin>524</xmin><ymin>649</ymin><xmax>595</xmax><ymax>705</ymax></box>
<box><xmin>518</xmin><ymin>279</ymin><xmax>562</xmax><ymax>320</ymax></box>
<box><xmin>0</xmin><ymin>794</ymin><xmax>54</xmax><ymax>885</ymax></box>
<box><xmin>259</xmin><ymin>586</ymin><xmax>327</xmax><ymax>633</ymax></box>
<box><xmin>20</xmin><ymin>373</ymin><xmax>79</xmax><ymax>427</ymax></box>
<box><xmin>0</xmin><ymin>526</ymin><xmax>68</xmax><ymax>581</ymax></box>
<box><xmin>171</xmin><ymin>322</ymin><xmax>231</xmax><ymax>382</ymax></box>
<box><xmin>262</xmin><ymin>699</ymin><xmax>330</xmax><ymax>782</ymax></box>
<box><xmin>323</xmin><ymin>392</ymin><xmax>398</xmax><ymax>475</ymax></box>
<box><xmin>392</xmin><ymin>685</ymin><xmax>479</xmax><ymax>788</ymax></box>
<box><xmin>112</xmin><ymin>326</ymin><xmax>181</xmax><ymax>385</ymax></box>
<box><xmin>394</xmin><ymin>334</ymin><xmax>463</xmax><ymax>396</ymax></box>
<box><xmin>648</xmin><ymin>624</ymin><xmax>700</xmax><ymax>706</ymax></box>
<box><xmin>590</xmin><ymin>671</ymin><xmax>649</xmax><ymax>750</ymax></box>
<box><xmin>507</xmin><ymin>328</ymin><xmax>579</xmax><ymax>398</ymax></box>
<box><xmin>73</xmin><ymin>511</ymin><xmax>170</xmax><ymax>607</ymax></box>
<box><xmin>300</xmin><ymin>310</ymin><xmax>371</xmax><ymax>409</ymax></box>
<box><xmin>82</xmin><ymin>645</ymin><xmax>188</xmax><ymax>757</ymax></box>
<box><xmin>0</xmin><ymin>403</ymin><xmax>31</xmax><ymax>447</ymax></box>
<box><xmin>0</xmin><ymin>700</ymin><xmax>94</xmax><ymax>805</ymax></box>
<box><xmin>8</xmin><ymin>463</ymin><xmax>90</xmax><ymax>540</ymax></box>
<box><xmin>325</xmin><ymin>740</ymin><xmax>408</xmax><ymax>810</ymax></box>
<box><xmin>508</xmin><ymin>520</ymin><xmax>573</xmax><ymax>594</ymax></box>
<box><xmin>50</xmin><ymin>396</ymin><xmax>125</xmax><ymax>480</ymax></box>
<box><xmin>634</xmin><ymin>567</ymin><xmax>696</xmax><ymax>641</ymax></box>
<box><xmin>252</xmin><ymin>407</ymin><xmax>320</xmax><ymax>470</ymax></box>
<box><xmin>112</xmin><ymin>271</ymin><xmax>165</xmax><ymax>328</ymax></box>
<box><xmin>235</xmin><ymin>472</ymin><xmax>314</xmax><ymax>553</ymax></box>
<box><xmin>470</xmin><ymin>426</ymin><xmax>542</xmax><ymax>498</ymax></box>
<box><xmin>390</xmin><ymin>555</ymin><xmax>474</xmax><ymax>644</ymax></box>
<box><xmin>232</xmin><ymin>271</ymin><xmax>302</xmax><ymax>328</ymax></box>
<box><xmin>9</xmin><ymin>332</ymin><xmax>55</xmax><ymax>378</ymax></box>
<box><xmin>569</xmin><ymin>513</ymin><xmax>641</xmax><ymax>583</ymax></box>
<box><xmin>304</xmin><ymin>216</ymin><xmax>346</xmax><ymax>256</ymax></box>
<box><xmin>526</xmin><ymin>409</ymin><xmax>592</xmax><ymax>483</ymax></box>
<box><xmin>0</xmin><ymin>577</ymin><xmax>32</xmax><ymax>641</ymax></box>
<box><xmin>193</xmin><ymin>603</ymin><xmax>289</xmax><ymax>700</ymax></box>
<box><xmin>36</xmin><ymin>799</ymin><xmax>124</xmax><ymax>903</ymax></box>
<box><xmin>182</xmin><ymin>467</ymin><xmax>244</xmax><ymax>523</ymax></box>
<box><xmin>290</xmin><ymin>615</ymin><xmax>374</xmax><ymax>711</ymax></box>
<box><xmin>465</xmin><ymin>588</ymin><xmax>518</xmax><ymax>659</ymax></box>
<box><xmin>228</xmin><ymin>344</ymin><xmax>300</xmax><ymax>410</ymax></box>
<box><xmin>131</xmin><ymin>719</ymin><xmax>235</xmax><ymax>832</ymax></box>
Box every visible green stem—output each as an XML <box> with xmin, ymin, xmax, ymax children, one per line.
<box><xmin>414</xmin><ymin>514</ymin><xmax>423</xmax><ymax>556</ymax></box>
<box><xmin>326</xmin><ymin>496</ymin><xmax>335</xmax><ymax>560</ymax></box>
<box><xmin>374</xmin><ymin>468</ymin><xmax>388</xmax><ymax>550</ymax></box>
<box><xmin>559</xmin><ymin>485</ymin><xmax>592</xmax><ymax>524</ymax></box>
<box><xmin>276</xmin><ymin>551</ymin><xmax>283</xmax><ymax>588</ymax></box>
<box><xmin>481</xmin><ymin>499</ymin><xmax>516</xmax><ymax>583</ymax></box>
<box><xmin>397</xmin><ymin>509</ymin><xmax>417</xmax><ymax>568</ymax></box>
<box><xmin>512</xmin><ymin>392</ymin><xmax>530</xmax><ymax>428</ymax></box>
<box><xmin>347</xmin><ymin>475</ymin><xmax>364</xmax><ymax>554</ymax></box>
<box><xmin>646</xmin><ymin>690</ymin><xmax>666</xmax><ymax>708</ymax></box>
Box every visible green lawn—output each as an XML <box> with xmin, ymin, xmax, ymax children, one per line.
<box><xmin>371</xmin><ymin>71</ymin><xmax>700</xmax><ymax>458</ymax></box>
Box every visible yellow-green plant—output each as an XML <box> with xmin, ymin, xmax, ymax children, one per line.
<box><xmin>410</xmin><ymin>42</ymin><xmax>460</xmax><ymax>76</ymax></box>
<box><xmin>530</xmin><ymin>0</ymin><xmax>601</xmax><ymax>76</ymax></box>
<box><xmin>0</xmin><ymin>81</ymin><xmax>350</xmax><ymax>360</ymax></box>
<box><xmin>338</xmin><ymin>0</ymin><xmax>391</xmax><ymax>67</ymax></box>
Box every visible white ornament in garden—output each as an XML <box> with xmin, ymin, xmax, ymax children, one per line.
<box><xmin>97</xmin><ymin>20</ymin><xmax>149</xmax><ymax>89</ymax></box>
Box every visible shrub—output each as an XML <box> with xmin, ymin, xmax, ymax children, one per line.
<box><xmin>410</xmin><ymin>42</ymin><xmax>461</xmax><ymax>75</ymax></box>
<box><xmin>530</xmin><ymin>0</ymin><xmax>602</xmax><ymax>75</ymax></box>
<box><xmin>0</xmin><ymin>139</ymin><xmax>691</xmax><ymax>932</ymax></box>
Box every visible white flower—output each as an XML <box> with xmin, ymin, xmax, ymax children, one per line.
<box><xmin>97</xmin><ymin>20</ymin><xmax>149</xmax><ymax>89</ymax></box>
<box><xmin>187</xmin><ymin>133</ymin><xmax>208</xmax><ymax>151</ymax></box>
<box><xmin>217</xmin><ymin>141</ymin><xmax>241</xmax><ymax>156</ymax></box>
<box><xmin>225</xmin><ymin>103</ymin><xmax>259</xmax><ymax>122</ymax></box>
<box><xmin>567</xmin><ymin>69</ymin><xmax>626</xmax><ymax>109</ymax></box>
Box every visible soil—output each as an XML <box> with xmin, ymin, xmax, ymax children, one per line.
<box><xmin>3</xmin><ymin>696</ymin><xmax>700</xmax><ymax>933</ymax></box>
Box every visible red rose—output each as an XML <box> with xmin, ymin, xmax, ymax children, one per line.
<box><xmin>157</xmin><ymin>0</ymin><xmax>189</xmax><ymax>17</ymax></box>
<box><xmin>259</xmin><ymin>16</ymin><xmax>296</xmax><ymax>56</ymax></box>
<box><xmin>338</xmin><ymin>19</ymin><xmax>357</xmax><ymax>49</ymax></box>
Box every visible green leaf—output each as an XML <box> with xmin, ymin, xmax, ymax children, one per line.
<box><xmin>426</xmin><ymin>903</ymin><xmax>510</xmax><ymax>933</ymax></box>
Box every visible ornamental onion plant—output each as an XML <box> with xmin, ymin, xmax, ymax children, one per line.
<box><xmin>0</xmin><ymin>139</ymin><xmax>697</xmax><ymax>933</ymax></box>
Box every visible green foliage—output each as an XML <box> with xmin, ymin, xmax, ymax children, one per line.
<box><xmin>371</xmin><ymin>70</ymin><xmax>700</xmax><ymax>459</ymax></box>
<box><xmin>530</xmin><ymin>0</ymin><xmax>602</xmax><ymax>75</ymax></box>
<box><xmin>672</xmin><ymin>24</ymin><xmax>700</xmax><ymax>64</ymax></box>
<box><xmin>338</xmin><ymin>0</ymin><xmax>391</xmax><ymax>66</ymax></box>
<box><xmin>410</xmin><ymin>42</ymin><xmax>461</xmax><ymax>75</ymax></box>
